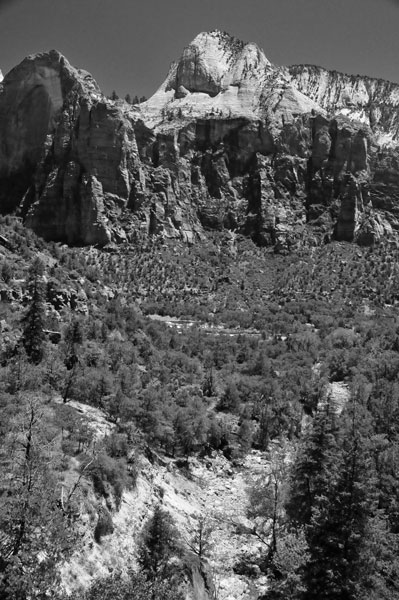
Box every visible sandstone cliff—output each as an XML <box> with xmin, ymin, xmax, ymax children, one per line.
<box><xmin>1</xmin><ymin>31</ymin><xmax>399</xmax><ymax>248</ymax></box>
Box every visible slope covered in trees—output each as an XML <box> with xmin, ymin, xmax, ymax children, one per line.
<box><xmin>2</xmin><ymin>215</ymin><xmax>399</xmax><ymax>598</ymax></box>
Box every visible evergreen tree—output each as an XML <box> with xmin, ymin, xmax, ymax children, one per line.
<box><xmin>0</xmin><ymin>260</ymin><xmax>12</xmax><ymax>284</ymax></box>
<box><xmin>263</xmin><ymin>528</ymin><xmax>309</xmax><ymax>600</ymax></box>
<box><xmin>286</xmin><ymin>403</ymin><xmax>340</xmax><ymax>528</ymax></box>
<box><xmin>302</xmin><ymin>401</ymin><xmax>383</xmax><ymax>599</ymax></box>
<box><xmin>217</xmin><ymin>381</ymin><xmax>240</xmax><ymax>413</ymax></box>
<box><xmin>22</xmin><ymin>258</ymin><xmax>46</xmax><ymax>364</ymax></box>
<box><xmin>202</xmin><ymin>367</ymin><xmax>216</xmax><ymax>397</ymax></box>
<box><xmin>64</xmin><ymin>317</ymin><xmax>83</xmax><ymax>369</ymax></box>
<box><xmin>138</xmin><ymin>504</ymin><xmax>181</xmax><ymax>580</ymax></box>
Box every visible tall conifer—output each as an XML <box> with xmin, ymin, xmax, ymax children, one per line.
<box><xmin>22</xmin><ymin>258</ymin><xmax>46</xmax><ymax>364</ymax></box>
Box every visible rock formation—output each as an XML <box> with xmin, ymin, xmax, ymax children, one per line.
<box><xmin>1</xmin><ymin>30</ymin><xmax>399</xmax><ymax>248</ymax></box>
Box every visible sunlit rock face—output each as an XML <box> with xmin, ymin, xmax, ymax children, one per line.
<box><xmin>287</xmin><ymin>64</ymin><xmax>399</xmax><ymax>144</ymax></box>
<box><xmin>143</xmin><ymin>30</ymin><xmax>320</xmax><ymax>125</ymax></box>
<box><xmin>2</xmin><ymin>31</ymin><xmax>399</xmax><ymax>248</ymax></box>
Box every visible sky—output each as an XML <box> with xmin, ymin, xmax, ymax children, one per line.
<box><xmin>1</xmin><ymin>0</ymin><xmax>399</xmax><ymax>98</ymax></box>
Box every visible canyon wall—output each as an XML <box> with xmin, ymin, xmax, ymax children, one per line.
<box><xmin>1</xmin><ymin>31</ymin><xmax>399</xmax><ymax>248</ymax></box>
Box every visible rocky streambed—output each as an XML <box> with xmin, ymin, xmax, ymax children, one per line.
<box><xmin>62</xmin><ymin>445</ymin><xmax>271</xmax><ymax>600</ymax></box>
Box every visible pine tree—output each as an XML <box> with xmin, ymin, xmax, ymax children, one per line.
<box><xmin>22</xmin><ymin>258</ymin><xmax>46</xmax><ymax>364</ymax></box>
<box><xmin>302</xmin><ymin>401</ymin><xmax>381</xmax><ymax>600</ymax></box>
<box><xmin>286</xmin><ymin>404</ymin><xmax>340</xmax><ymax>528</ymax></box>
<box><xmin>218</xmin><ymin>381</ymin><xmax>240</xmax><ymax>413</ymax></box>
<box><xmin>138</xmin><ymin>504</ymin><xmax>181</xmax><ymax>580</ymax></box>
<box><xmin>64</xmin><ymin>317</ymin><xmax>83</xmax><ymax>369</ymax></box>
<box><xmin>202</xmin><ymin>367</ymin><xmax>216</xmax><ymax>397</ymax></box>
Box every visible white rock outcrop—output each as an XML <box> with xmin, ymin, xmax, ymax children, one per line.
<box><xmin>141</xmin><ymin>30</ymin><xmax>322</xmax><ymax>125</ymax></box>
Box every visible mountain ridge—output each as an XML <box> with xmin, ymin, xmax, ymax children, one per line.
<box><xmin>1</xmin><ymin>30</ymin><xmax>399</xmax><ymax>249</ymax></box>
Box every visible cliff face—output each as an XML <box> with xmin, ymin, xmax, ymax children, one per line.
<box><xmin>287</xmin><ymin>64</ymin><xmax>399</xmax><ymax>143</ymax></box>
<box><xmin>1</xmin><ymin>31</ymin><xmax>399</xmax><ymax>248</ymax></box>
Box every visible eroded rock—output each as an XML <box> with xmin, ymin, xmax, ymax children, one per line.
<box><xmin>2</xmin><ymin>32</ymin><xmax>399</xmax><ymax>248</ymax></box>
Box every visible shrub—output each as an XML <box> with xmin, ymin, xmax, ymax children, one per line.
<box><xmin>94</xmin><ymin>507</ymin><xmax>114</xmax><ymax>543</ymax></box>
<box><xmin>89</xmin><ymin>452</ymin><xmax>128</xmax><ymax>509</ymax></box>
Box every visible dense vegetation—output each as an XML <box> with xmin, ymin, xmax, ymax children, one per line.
<box><xmin>2</xmin><ymin>214</ymin><xmax>399</xmax><ymax>598</ymax></box>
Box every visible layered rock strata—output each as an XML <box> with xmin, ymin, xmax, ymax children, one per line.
<box><xmin>1</xmin><ymin>31</ymin><xmax>399</xmax><ymax>248</ymax></box>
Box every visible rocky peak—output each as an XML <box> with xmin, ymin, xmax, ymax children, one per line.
<box><xmin>142</xmin><ymin>31</ymin><xmax>287</xmax><ymax>124</ymax></box>
<box><xmin>173</xmin><ymin>30</ymin><xmax>272</xmax><ymax>96</ymax></box>
<box><xmin>2</xmin><ymin>33</ymin><xmax>399</xmax><ymax>250</ymax></box>
<box><xmin>0</xmin><ymin>50</ymin><xmax>102</xmax><ymax>213</ymax></box>
<box><xmin>3</xmin><ymin>49</ymin><xmax>100</xmax><ymax>101</ymax></box>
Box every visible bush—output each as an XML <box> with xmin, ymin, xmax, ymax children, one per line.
<box><xmin>67</xmin><ymin>571</ymin><xmax>183</xmax><ymax>600</ymax></box>
<box><xmin>89</xmin><ymin>452</ymin><xmax>128</xmax><ymax>509</ymax></box>
<box><xmin>0</xmin><ymin>260</ymin><xmax>12</xmax><ymax>283</ymax></box>
<box><xmin>94</xmin><ymin>507</ymin><xmax>114</xmax><ymax>543</ymax></box>
<box><xmin>105</xmin><ymin>432</ymin><xmax>129</xmax><ymax>458</ymax></box>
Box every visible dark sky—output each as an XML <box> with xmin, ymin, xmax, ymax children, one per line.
<box><xmin>1</xmin><ymin>0</ymin><xmax>399</xmax><ymax>98</ymax></box>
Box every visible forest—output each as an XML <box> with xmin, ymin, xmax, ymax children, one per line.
<box><xmin>1</xmin><ymin>214</ymin><xmax>399</xmax><ymax>599</ymax></box>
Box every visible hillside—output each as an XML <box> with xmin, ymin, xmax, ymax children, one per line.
<box><xmin>1</xmin><ymin>214</ymin><xmax>399</xmax><ymax>598</ymax></box>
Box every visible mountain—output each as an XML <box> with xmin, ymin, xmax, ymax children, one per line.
<box><xmin>1</xmin><ymin>30</ymin><xmax>399</xmax><ymax>249</ymax></box>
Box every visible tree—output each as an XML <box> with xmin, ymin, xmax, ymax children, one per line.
<box><xmin>237</xmin><ymin>418</ymin><xmax>254</xmax><ymax>452</ymax></box>
<box><xmin>0</xmin><ymin>398</ymin><xmax>79</xmax><ymax>599</ymax></box>
<box><xmin>22</xmin><ymin>258</ymin><xmax>46</xmax><ymax>364</ymax></box>
<box><xmin>286</xmin><ymin>403</ymin><xmax>340</xmax><ymax>528</ymax></box>
<box><xmin>64</xmin><ymin>317</ymin><xmax>84</xmax><ymax>369</ymax></box>
<box><xmin>186</xmin><ymin>515</ymin><xmax>213</xmax><ymax>560</ymax></box>
<box><xmin>248</xmin><ymin>444</ymin><xmax>289</xmax><ymax>566</ymax></box>
<box><xmin>202</xmin><ymin>367</ymin><xmax>216</xmax><ymax>397</ymax></box>
<box><xmin>62</xmin><ymin>317</ymin><xmax>84</xmax><ymax>403</ymax></box>
<box><xmin>300</xmin><ymin>400</ymin><xmax>386</xmax><ymax>600</ymax></box>
<box><xmin>125</xmin><ymin>93</ymin><xmax>132</xmax><ymax>104</ymax></box>
<box><xmin>0</xmin><ymin>260</ymin><xmax>12</xmax><ymax>284</ymax></box>
<box><xmin>263</xmin><ymin>528</ymin><xmax>309</xmax><ymax>600</ymax></box>
<box><xmin>137</xmin><ymin>504</ymin><xmax>181</xmax><ymax>580</ymax></box>
<box><xmin>328</xmin><ymin>403</ymin><xmax>376</xmax><ymax>587</ymax></box>
<box><xmin>217</xmin><ymin>381</ymin><xmax>240</xmax><ymax>413</ymax></box>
